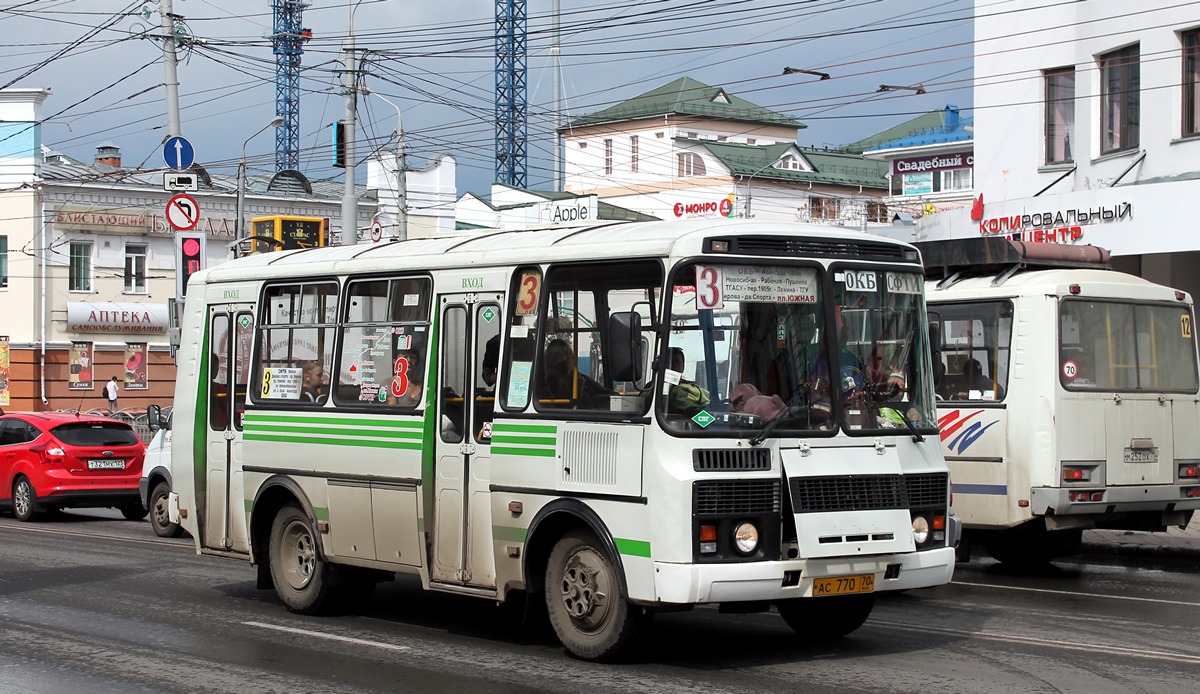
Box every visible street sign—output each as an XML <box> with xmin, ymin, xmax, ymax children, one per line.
<box><xmin>163</xmin><ymin>172</ymin><xmax>198</xmax><ymax>192</ymax></box>
<box><xmin>163</xmin><ymin>136</ymin><xmax>195</xmax><ymax>170</ymax></box>
<box><xmin>166</xmin><ymin>193</ymin><xmax>200</xmax><ymax>231</ymax></box>
<box><xmin>370</xmin><ymin>221</ymin><xmax>383</xmax><ymax>242</ymax></box>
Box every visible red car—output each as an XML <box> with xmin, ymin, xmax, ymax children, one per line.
<box><xmin>0</xmin><ymin>412</ymin><xmax>148</xmax><ymax>522</ymax></box>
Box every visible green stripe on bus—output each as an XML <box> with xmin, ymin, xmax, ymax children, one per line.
<box><xmin>492</xmin><ymin>446</ymin><xmax>558</xmax><ymax>458</ymax></box>
<box><xmin>614</xmin><ymin>538</ymin><xmax>651</xmax><ymax>558</ymax></box>
<box><xmin>244</xmin><ymin>433</ymin><xmax>422</xmax><ymax>450</ymax></box>
<box><xmin>244</xmin><ymin>498</ymin><xmax>253</xmax><ymax>513</ymax></box>
<box><xmin>244</xmin><ymin>414</ymin><xmax>422</xmax><ymax>429</ymax></box>
<box><xmin>492</xmin><ymin>423</ymin><xmax>558</xmax><ymax>434</ymax></box>
<box><xmin>489</xmin><ymin>434</ymin><xmax>556</xmax><ymax>446</ymax></box>
<box><xmin>313</xmin><ymin>506</ymin><xmax>329</xmax><ymax>522</ymax></box>
<box><xmin>493</xmin><ymin>525</ymin><xmax>528</xmax><ymax>543</ymax></box>
<box><xmin>244</xmin><ymin>423</ymin><xmax>422</xmax><ymax>440</ymax></box>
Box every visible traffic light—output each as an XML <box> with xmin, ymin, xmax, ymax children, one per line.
<box><xmin>176</xmin><ymin>232</ymin><xmax>205</xmax><ymax>298</ymax></box>
<box><xmin>332</xmin><ymin>120</ymin><xmax>346</xmax><ymax>168</ymax></box>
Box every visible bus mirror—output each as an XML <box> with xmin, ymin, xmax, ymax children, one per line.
<box><xmin>609</xmin><ymin>311</ymin><xmax>644</xmax><ymax>382</ymax></box>
<box><xmin>147</xmin><ymin>404</ymin><xmax>162</xmax><ymax>432</ymax></box>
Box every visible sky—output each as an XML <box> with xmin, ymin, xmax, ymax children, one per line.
<box><xmin>0</xmin><ymin>0</ymin><xmax>978</xmax><ymax>197</ymax></box>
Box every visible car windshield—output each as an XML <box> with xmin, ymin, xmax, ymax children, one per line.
<box><xmin>52</xmin><ymin>422</ymin><xmax>141</xmax><ymax>447</ymax></box>
<box><xmin>662</xmin><ymin>261</ymin><xmax>936</xmax><ymax>436</ymax></box>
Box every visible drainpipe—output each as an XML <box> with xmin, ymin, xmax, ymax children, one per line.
<box><xmin>39</xmin><ymin>193</ymin><xmax>48</xmax><ymax>406</ymax></box>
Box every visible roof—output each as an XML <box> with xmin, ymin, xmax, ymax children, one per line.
<box><xmin>843</xmin><ymin>107</ymin><xmax>964</xmax><ymax>155</ymax></box>
<box><xmin>564</xmin><ymin>77</ymin><xmax>804</xmax><ymax>131</ymax></box>
<box><xmin>685</xmin><ymin>139</ymin><xmax>888</xmax><ymax>189</ymax></box>
<box><xmin>39</xmin><ymin>147</ymin><xmax>374</xmax><ymax>202</ymax></box>
<box><xmin>864</xmin><ymin>114</ymin><xmax>973</xmax><ymax>154</ymax></box>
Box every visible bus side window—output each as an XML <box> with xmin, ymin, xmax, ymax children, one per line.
<box><xmin>254</xmin><ymin>282</ymin><xmax>338</xmax><ymax>404</ymax></box>
<box><xmin>501</xmin><ymin>266</ymin><xmax>541</xmax><ymax>411</ymax></box>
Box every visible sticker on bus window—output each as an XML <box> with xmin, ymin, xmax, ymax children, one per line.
<box><xmin>885</xmin><ymin>272</ymin><xmax>922</xmax><ymax>294</ymax></box>
<box><xmin>516</xmin><ymin>271</ymin><xmax>540</xmax><ymax>315</ymax></box>
<box><xmin>403</xmin><ymin>293</ymin><xmax>421</xmax><ymax>307</ymax></box>
<box><xmin>510</xmin><ymin>325</ymin><xmax>530</xmax><ymax>339</ymax></box>
<box><xmin>695</xmin><ymin>265</ymin><xmax>817</xmax><ymax>307</ymax></box>
<box><xmin>840</xmin><ymin>270</ymin><xmax>877</xmax><ymax>293</ymax></box>
<box><xmin>506</xmin><ymin>361</ymin><xmax>532</xmax><ymax>408</ymax></box>
<box><xmin>1183</xmin><ymin>314</ymin><xmax>1193</xmax><ymax>339</ymax></box>
<box><xmin>261</xmin><ymin>367</ymin><xmax>302</xmax><ymax>399</ymax></box>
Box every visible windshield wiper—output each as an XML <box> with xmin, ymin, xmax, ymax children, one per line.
<box><xmin>750</xmin><ymin>386</ymin><xmax>813</xmax><ymax>446</ymax></box>
<box><xmin>879</xmin><ymin>405</ymin><xmax>925</xmax><ymax>443</ymax></box>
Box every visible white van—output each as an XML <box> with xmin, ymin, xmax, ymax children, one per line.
<box><xmin>141</xmin><ymin>405</ymin><xmax>184</xmax><ymax>538</ymax></box>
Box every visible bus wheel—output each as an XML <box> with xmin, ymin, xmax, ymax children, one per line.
<box><xmin>120</xmin><ymin>503</ymin><xmax>149</xmax><ymax>521</ymax></box>
<box><xmin>544</xmin><ymin>530</ymin><xmax>642</xmax><ymax>662</ymax></box>
<box><xmin>982</xmin><ymin>522</ymin><xmax>1082</xmax><ymax>567</ymax></box>
<box><xmin>150</xmin><ymin>481</ymin><xmax>184</xmax><ymax>538</ymax></box>
<box><xmin>12</xmin><ymin>477</ymin><xmax>39</xmax><ymax>522</ymax></box>
<box><xmin>269</xmin><ymin>504</ymin><xmax>335</xmax><ymax>614</ymax></box>
<box><xmin>777</xmin><ymin>594</ymin><xmax>874</xmax><ymax>643</ymax></box>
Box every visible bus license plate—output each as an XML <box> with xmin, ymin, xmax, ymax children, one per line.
<box><xmin>1123</xmin><ymin>448</ymin><xmax>1158</xmax><ymax>464</ymax></box>
<box><xmin>813</xmin><ymin>573</ymin><xmax>875</xmax><ymax>596</ymax></box>
<box><xmin>88</xmin><ymin>459</ymin><xmax>126</xmax><ymax>470</ymax></box>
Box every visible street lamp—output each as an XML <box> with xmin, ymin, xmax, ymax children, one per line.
<box><xmin>236</xmin><ymin>115</ymin><xmax>284</xmax><ymax>255</ymax></box>
<box><xmin>370</xmin><ymin>91</ymin><xmax>407</xmax><ymax>241</ymax></box>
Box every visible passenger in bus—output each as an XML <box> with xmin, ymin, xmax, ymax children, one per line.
<box><xmin>666</xmin><ymin>347</ymin><xmax>710</xmax><ymax>417</ymax></box>
<box><xmin>953</xmin><ymin>359</ymin><xmax>1002</xmax><ymax>400</ymax></box>
<box><xmin>481</xmin><ymin>335</ymin><xmax>500</xmax><ymax>389</ymax></box>
<box><xmin>541</xmin><ymin>338</ymin><xmax>611</xmax><ymax>408</ymax></box>
<box><xmin>387</xmin><ymin>349</ymin><xmax>424</xmax><ymax>407</ymax></box>
<box><xmin>301</xmin><ymin>360</ymin><xmax>326</xmax><ymax>402</ymax></box>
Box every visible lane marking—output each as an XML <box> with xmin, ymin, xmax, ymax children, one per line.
<box><xmin>0</xmin><ymin>522</ymin><xmax>193</xmax><ymax>550</ymax></box>
<box><xmin>952</xmin><ymin>580</ymin><xmax>1200</xmax><ymax>608</ymax></box>
<box><xmin>872</xmin><ymin>620</ymin><xmax>1200</xmax><ymax>665</ymax></box>
<box><xmin>243</xmin><ymin>621</ymin><xmax>410</xmax><ymax>652</ymax></box>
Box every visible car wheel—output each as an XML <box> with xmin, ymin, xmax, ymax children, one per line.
<box><xmin>269</xmin><ymin>503</ymin><xmax>336</xmax><ymax>614</ymax></box>
<box><xmin>149</xmin><ymin>481</ymin><xmax>183</xmax><ymax>538</ymax></box>
<box><xmin>544</xmin><ymin>529</ymin><xmax>643</xmax><ymax>662</ymax></box>
<box><xmin>120</xmin><ymin>503</ymin><xmax>149</xmax><ymax>521</ymax></box>
<box><xmin>12</xmin><ymin>477</ymin><xmax>38</xmax><ymax>522</ymax></box>
<box><xmin>777</xmin><ymin>594</ymin><xmax>875</xmax><ymax>643</ymax></box>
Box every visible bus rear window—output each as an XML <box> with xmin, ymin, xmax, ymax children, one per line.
<box><xmin>1060</xmin><ymin>300</ymin><xmax>1199</xmax><ymax>392</ymax></box>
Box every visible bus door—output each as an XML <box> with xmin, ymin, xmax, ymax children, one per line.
<box><xmin>433</xmin><ymin>294</ymin><xmax>503</xmax><ymax>586</ymax></box>
<box><xmin>204</xmin><ymin>305</ymin><xmax>254</xmax><ymax>552</ymax></box>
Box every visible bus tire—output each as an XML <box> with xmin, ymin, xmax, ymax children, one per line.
<box><xmin>12</xmin><ymin>477</ymin><xmax>39</xmax><ymax>522</ymax></box>
<box><xmin>544</xmin><ymin>529</ymin><xmax>642</xmax><ymax>662</ymax></box>
<box><xmin>982</xmin><ymin>522</ymin><xmax>1082</xmax><ymax>566</ymax></box>
<box><xmin>777</xmin><ymin>594</ymin><xmax>874</xmax><ymax>643</ymax></box>
<box><xmin>269</xmin><ymin>503</ymin><xmax>335</xmax><ymax>614</ymax></box>
<box><xmin>150</xmin><ymin>481</ymin><xmax>184</xmax><ymax>538</ymax></box>
<box><xmin>120</xmin><ymin>503</ymin><xmax>149</xmax><ymax>521</ymax></box>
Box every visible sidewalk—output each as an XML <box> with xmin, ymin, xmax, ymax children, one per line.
<box><xmin>1081</xmin><ymin>523</ymin><xmax>1200</xmax><ymax>561</ymax></box>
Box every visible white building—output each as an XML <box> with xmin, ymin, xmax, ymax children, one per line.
<box><xmin>919</xmin><ymin>1</ymin><xmax>1200</xmax><ymax>300</ymax></box>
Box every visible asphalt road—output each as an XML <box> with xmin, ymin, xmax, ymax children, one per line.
<box><xmin>1</xmin><ymin>509</ymin><xmax>1197</xmax><ymax>693</ymax></box>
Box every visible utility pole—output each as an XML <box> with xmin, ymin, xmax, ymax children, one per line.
<box><xmin>159</xmin><ymin>0</ymin><xmax>182</xmax><ymax>138</ymax></box>
<box><xmin>551</xmin><ymin>0</ymin><xmax>561</xmax><ymax>191</ymax></box>
<box><xmin>339</xmin><ymin>4</ymin><xmax>359</xmax><ymax>246</ymax></box>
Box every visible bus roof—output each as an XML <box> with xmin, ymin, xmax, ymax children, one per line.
<box><xmin>925</xmin><ymin>266</ymin><xmax>1190</xmax><ymax>304</ymax></box>
<box><xmin>197</xmin><ymin>220</ymin><xmax>920</xmax><ymax>284</ymax></box>
<box><xmin>916</xmin><ymin>237</ymin><xmax>1111</xmax><ymax>285</ymax></box>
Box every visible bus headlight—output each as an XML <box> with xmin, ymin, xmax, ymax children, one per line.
<box><xmin>912</xmin><ymin>515</ymin><xmax>930</xmax><ymax>545</ymax></box>
<box><xmin>733</xmin><ymin>522</ymin><xmax>759</xmax><ymax>554</ymax></box>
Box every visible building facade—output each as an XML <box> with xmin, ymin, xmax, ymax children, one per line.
<box><xmin>918</xmin><ymin>2</ymin><xmax>1200</xmax><ymax>301</ymax></box>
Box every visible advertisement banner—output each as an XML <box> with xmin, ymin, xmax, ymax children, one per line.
<box><xmin>124</xmin><ymin>342</ymin><xmax>149</xmax><ymax>390</ymax></box>
<box><xmin>0</xmin><ymin>336</ymin><xmax>10</xmax><ymax>407</ymax></box>
<box><xmin>68</xmin><ymin>341</ymin><xmax>94</xmax><ymax>391</ymax></box>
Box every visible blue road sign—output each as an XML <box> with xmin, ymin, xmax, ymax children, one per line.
<box><xmin>163</xmin><ymin>136</ymin><xmax>195</xmax><ymax>170</ymax></box>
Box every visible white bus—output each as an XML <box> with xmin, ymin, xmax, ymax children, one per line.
<box><xmin>171</xmin><ymin>220</ymin><xmax>957</xmax><ymax>661</ymax></box>
<box><xmin>919</xmin><ymin>238</ymin><xmax>1200</xmax><ymax>564</ymax></box>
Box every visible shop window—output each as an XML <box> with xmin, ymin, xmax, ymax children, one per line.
<box><xmin>124</xmin><ymin>244</ymin><xmax>147</xmax><ymax>294</ymax></box>
<box><xmin>1184</xmin><ymin>30</ymin><xmax>1200</xmax><ymax>138</ymax></box>
<box><xmin>940</xmin><ymin>168</ymin><xmax>973</xmax><ymax>191</ymax></box>
<box><xmin>1045</xmin><ymin>67</ymin><xmax>1075</xmax><ymax>163</ymax></box>
<box><xmin>677</xmin><ymin>152</ymin><xmax>706</xmax><ymax>177</ymax></box>
<box><xmin>1099</xmin><ymin>45</ymin><xmax>1140</xmax><ymax>154</ymax></box>
<box><xmin>69</xmin><ymin>241</ymin><xmax>92</xmax><ymax>292</ymax></box>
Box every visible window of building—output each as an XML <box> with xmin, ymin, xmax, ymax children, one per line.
<box><xmin>578</xmin><ymin>142</ymin><xmax>587</xmax><ymax>149</ymax></box>
<box><xmin>0</xmin><ymin>235</ymin><xmax>7</xmax><ymax>288</ymax></box>
<box><xmin>1184</xmin><ymin>30</ymin><xmax>1200</xmax><ymax>138</ymax></box>
<box><xmin>866</xmin><ymin>201</ymin><xmax>889</xmax><ymax>223</ymax></box>
<box><xmin>1099</xmin><ymin>45</ymin><xmax>1140</xmax><ymax>154</ymax></box>
<box><xmin>717</xmin><ymin>135</ymin><xmax>728</xmax><ymax>142</ymax></box>
<box><xmin>890</xmin><ymin>175</ymin><xmax>902</xmax><ymax>196</ymax></box>
<box><xmin>69</xmin><ymin>241</ymin><xmax>91</xmax><ymax>292</ymax></box>
<box><xmin>630</xmin><ymin>135</ymin><xmax>639</xmax><ymax>173</ymax></box>
<box><xmin>746</xmin><ymin>138</ymin><xmax>756</xmax><ymax>145</ymax></box>
<box><xmin>686</xmin><ymin>131</ymin><xmax>698</xmax><ymax>139</ymax></box>
<box><xmin>940</xmin><ymin>168</ymin><xmax>973</xmax><ymax>191</ymax></box>
<box><xmin>124</xmin><ymin>244</ymin><xmax>147</xmax><ymax>294</ymax></box>
<box><xmin>677</xmin><ymin>152</ymin><xmax>706</xmax><ymax>177</ymax></box>
<box><xmin>809</xmin><ymin>196</ymin><xmax>839</xmax><ymax>220</ymax></box>
<box><xmin>776</xmin><ymin>155</ymin><xmax>800</xmax><ymax>170</ymax></box>
<box><xmin>1045</xmin><ymin>67</ymin><xmax>1075</xmax><ymax>163</ymax></box>
<box><xmin>604</xmin><ymin>139</ymin><xmax>613</xmax><ymax>175</ymax></box>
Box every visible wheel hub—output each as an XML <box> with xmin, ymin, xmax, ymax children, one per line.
<box><xmin>281</xmin><ymin>520</ymin><xmax>315</xmax><ymax>590</ymax></box>
<box><xmin>559</xmin><ymin>551</ymin><xmax>609</xmax><ymax>629</ymax></box>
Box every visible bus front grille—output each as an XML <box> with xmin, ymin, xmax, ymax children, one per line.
<box><xmin>789</xmin><ymin>473</ymin><xmax>950</xmax><ymax>513</ymax></box>
<box><xmin>693</xmin><ymin>448</ymin><xmax>772</xmax><ymax>472</ymax></box>
<box><xmin>694</xmin><ymin>480</ymin><xmax>781</xmax><ymax>515</ymax></box>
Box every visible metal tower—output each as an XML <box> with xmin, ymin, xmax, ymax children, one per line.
<box><xmin>272</xmin><ymin>0</ymin><xmax>309</xmax><ymax>171</ymax></box>
<box><xmin>495</xmin><ymin>0</ymin><xmax>527</xmax><ymax>187</ymax></box>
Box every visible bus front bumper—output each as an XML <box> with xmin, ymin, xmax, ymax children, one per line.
<box><xmin>650</xmin><ymin>546</ymin><xmax>955</xmax><ymax>605</ymax></box>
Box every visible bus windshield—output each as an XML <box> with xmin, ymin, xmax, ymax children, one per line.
<box><xmin>1060</xmin><ymin>299</ymin><xmax>1199</xmax><ymax>392</ymax></box>
<box><xmin>663</xmin><ymin>262</ymin><xmax>936</xmax><ymax>436</ymax></box>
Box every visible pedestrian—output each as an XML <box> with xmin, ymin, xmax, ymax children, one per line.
<box><xmin>104</xmin><ymin>376</ymin><xmax>120</xmax><ymax>413</ymax></box>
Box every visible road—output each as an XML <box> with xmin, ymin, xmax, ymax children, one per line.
<box><xmin>1</xmin><ymin>510</ymin><xmax>1197</xmax><ymax>693</ymax></box>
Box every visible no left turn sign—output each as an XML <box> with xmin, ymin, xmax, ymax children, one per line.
<box><xmin>166</xmin><ymin>193</ymin><xmax>200</xmax><ymax>231</ymax></box>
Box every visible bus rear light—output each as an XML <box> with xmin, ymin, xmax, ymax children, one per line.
<box><xmin>1068</xmin><ymin>490</ymin><xmax>1106</xmax><ymax>502</ymax></box>
<box><xmin>1069</xmin><ymin>284</ymin><xmax>1081</xmax><ymax>295</ymax></box>
<box><xmin>1176</xmin><ymin>291</ymin><xmax>1186</xmax><ymax>301</ymax></box>
<box><xmin>1063</xmin><ymin>467</ymin><xmax>1090</xmax><ymax>482</ymax></box>
<box><xmin>1090</xmin><ymin>491</ymin><xmax>1104</xmax><ymax>502</ymax></box>
<box><xmin>1180</xmin><ymin>464</ymin><xmax>1200</xmax><ymax>479</ymax></box>
<box><xmin>1185</xmin><ymin>487</ymin><xmax>1200</xmax><ymax>498</ymax></box>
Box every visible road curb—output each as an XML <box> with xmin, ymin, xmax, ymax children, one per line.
<box><xmin>1079</xmin><ymin>541</ymin><xmax>1200</xmax><ymax>562</ymax></box>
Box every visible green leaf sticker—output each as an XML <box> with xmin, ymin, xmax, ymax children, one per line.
<box><xmin>692</xmin><ymin>410</ymin><xmax>715</xmax><ymax>428</ymax></box>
